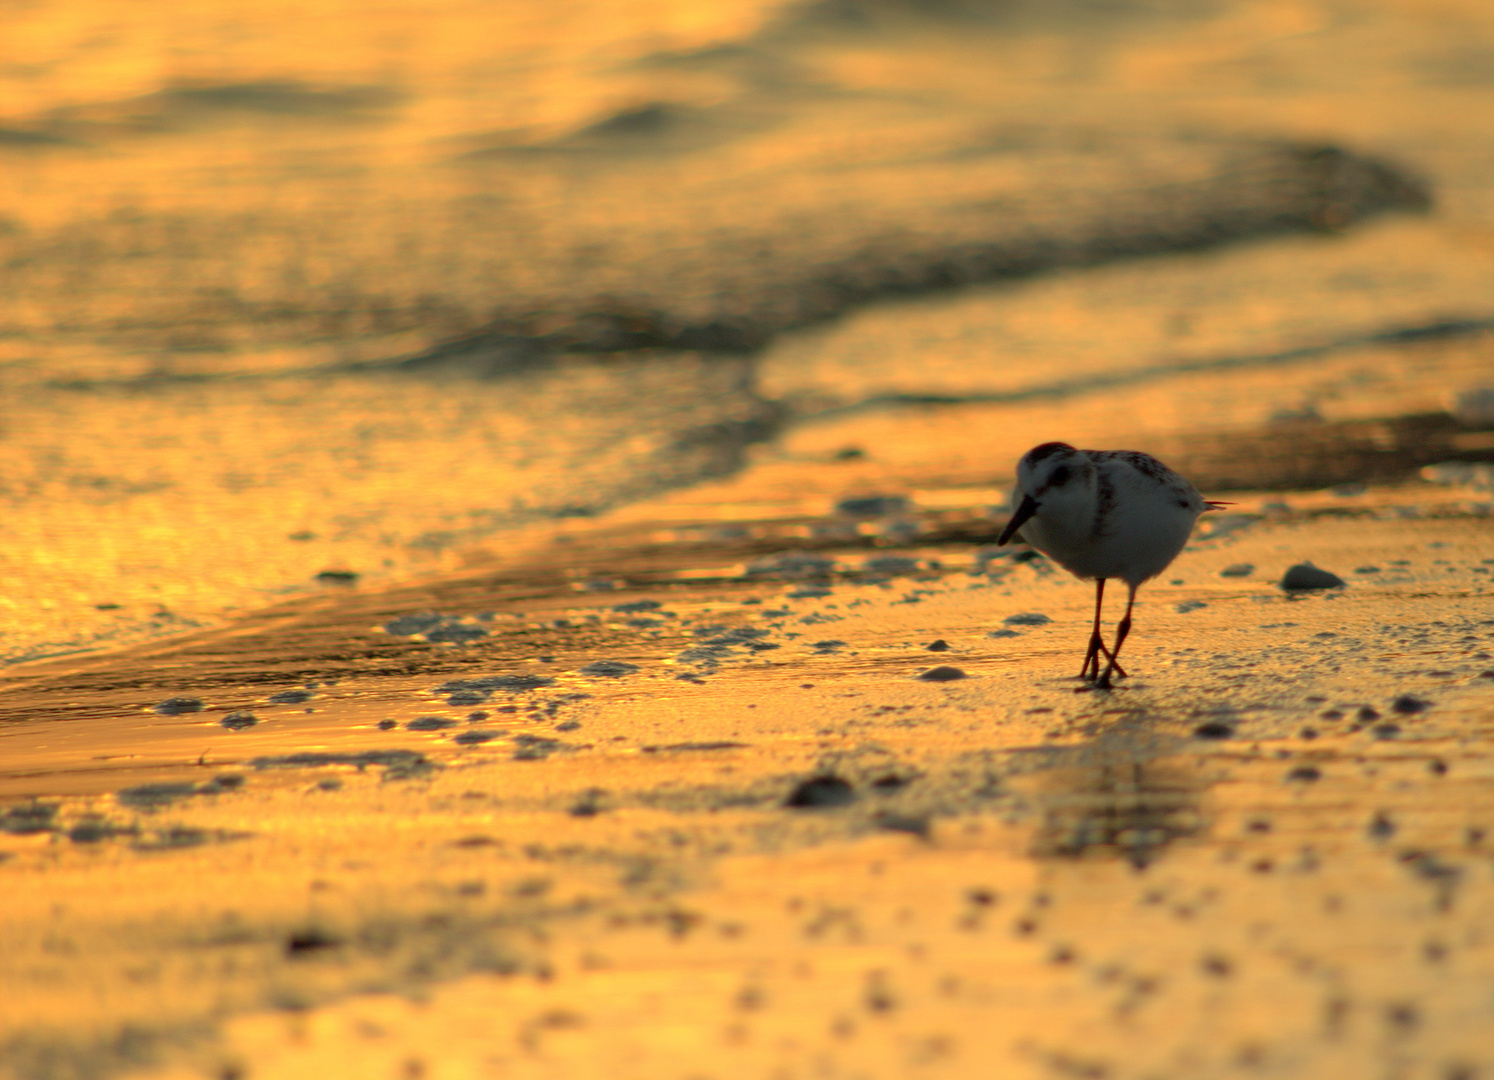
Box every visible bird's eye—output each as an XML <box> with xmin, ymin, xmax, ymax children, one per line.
<box><xmin>1050</xmin><ymin>465</ymin><xmax>1071</xmax><ymax>486</ymax></box>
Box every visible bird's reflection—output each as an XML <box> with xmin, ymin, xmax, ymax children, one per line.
<box><xmin>1014</xmin><ymin>723</ymin><xmax>1205</xmax><ymax>870</ymax></box>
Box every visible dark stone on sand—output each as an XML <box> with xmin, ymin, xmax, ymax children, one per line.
<box><xmin>836</xmin><ymin>496</ymin><xmax>910</xmax><ymax>518</ymax></box>
<box><xmin>437</xmin><ymin>674</ymin><xmax>555</xmax><ymax>693</ymax></box>
<box><xmin>1280</xmin><ymin>563</ymin><xmax>1346</xmax><ymax>590</ymax></box>
<box><xmin>785</xmin><ymin>775</ymin><xmax>856</xmax><ymax>809</ymax></box>
<box><xmin>1358</xmin><ymin>705</ymin><xmax>1381</xmax><ymax>720</ymax></box>
<box><xmin>407</xmin><ymin>716</ymin><xmax>457</xmax><ymax>731</ymax></box>
<box><xmin>918</xmin><ymin>665</ymin><xmax>968</xmax><ymax>681</ymax></box>
<box><xmin>315</xmin><ymin>570</ymin><xmax>359</xmax><ymax>585</ymax></box>
<box><xmin>926</xmin><ymin>639</ymin><xmax>950</xmax><ymax>651</ymax></box>
<box><xmin>425</xmin><ymin>623</ymin><xmax>489</xmax><ymax>644</ymax></box>
<box><xmin>249</xmin><ymin>750</ymin><xmax>431</xmax><ymax>774</ymax></box>
<box><xmin>641</xmin><ymin>741</ymin><xmax>747</xmax><ymax>753</ymax></box>
<box><xmin>1392</xmin><ymin>695</ymin><xmax>1431</xmax><ymax>714</ymax></box>
<box><xmin>1373</xmin><ymin>723</ymin><xmax>1402</xmax><ymax>738</ymax></box>
<box><xmin>1286</xmin><ymin>765</ymin><xmax>1322</xmax><ymax>782</ymax></box>
<box><xmin>153</xmin><ymin>696</ymin><xmax>204</xmax><ymax>715</ymax></box>
<box><xmin>117</xmin><ymin>782</ymin><xmax>199</xmax><ymax>808</ymax></box>
<box><xmin>1004</xmin><ymin>613</ymin><xmax>1051</xmax><ymax>626</ymax></box>
<box><xmin>1368</xmin><ymin>812</ymin><xmax>1397</xmax><ymax>840</ymax></box>
<box><xmin>1220</xmin><ymin>564</ymin><xmax>1255</xmax><ymax>578</ymax></box>
<box><xmin>582</xmin><ymin>660</ymin><xmax>639</xmax><ymax>678</ymax></box>
<box><xmin>220</xmin><ymin>711</ymin><xmax>259</xmax><ymax>730</ymax></box>
<box><xmin>377</xmin><ymin>719</ymin><xmax>397</xmax><ymax>730</ymax></box>
<box><xmin>383</xmin><ymin>612</ymin><xmax>445</xmax><ymax>636</ymax></box>
<box><xmin>746</xmin><ymin>552</ymin><xmax>835</xmax><ymax>580</ymax></box>
<box><xmin>68</xmin><ymin>820</ymin><xmax>134</xmax><ymax>844</ymax></box>
<box><xmin>268</xmin><ymin>690</ymin><xmax>312</xmax><ymax>704</ymax></box>
<box><xmin>612</xmin><ymin>599</ymin><xmax>661</xmax><ymax>613</ymax></box>
<box><xmin>863</xmin><ymin>556</ymin><xmax>920</xmax><ymax>576</ymax></box>
<box><xmin>1</xmin><ymin>802</ymin><xmax>58</xmax><ymax>834</ymax></box>
<box><xmin>454</xmin><ymin>730</ymin><xmax>503</xmax><ymax>745</ymax></box>
<box><xmin>446</xmin><ymin>690</ymin><xmax>489</xmax><ymax>706</ymax></box>
<box><xmin>569</xmin><ymin>789</ymin><xmax>607</xmax><ymax>816</ymax></box>
<box><xmin>202</xmin><ymin>773</ymin><xmax>244</xmax><ymax>792</ymax></box>
<box><xmin>133</xmin><ymin>826</ymin><xmax>218</xmax><ymax>851</ymax></box>
<box><xmin>1193</xmin><ymin>722</ymin><xmax>1234</xmax><ymax>739</ymax></box>
<box><xmin>812</xmin><ymin>640</ymin><xmax>846</xmax><ymax>653</ymax></box>
<box><xmin>513</xmin><ymin>735</ymin><xmax>564</xmax><ymax>761</ymax></box>
<box><xmin>285</xmin><ymin>928</ymin><xmax>342</xmax><ymax>957</ymax></box>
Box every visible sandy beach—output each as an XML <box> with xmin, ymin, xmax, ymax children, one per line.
<box><xmin>3</xmin><ymin>0</ymin><xmax>1494</xmax><ymax>1077</ymax></box>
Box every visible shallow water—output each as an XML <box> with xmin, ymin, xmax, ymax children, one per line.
<box><xmin>3</xmin><ymin>0</ymin><xmax>1493</xmax><ymax>663</ymax></box>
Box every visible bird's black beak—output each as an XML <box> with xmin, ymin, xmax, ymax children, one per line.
<box><xmin>997</xmin><ymin>494</ymin><xmax>1040</xmax><ymax>546</ymax></box>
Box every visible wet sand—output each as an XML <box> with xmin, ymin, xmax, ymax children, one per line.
<box><xmin>3</xmin><ymin>475</ymin><xmax>1494</xmax><ymax>1078</ymax></box>
<box><xmin>4</xmin><ymin>0</ymin><xmax>1494</xmax><ymax>1077</ymax></box>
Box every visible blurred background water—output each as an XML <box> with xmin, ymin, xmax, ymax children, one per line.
<box><xmin>1</xmin><ymin>0</ymin><xmax>1492</xmax><ymax>660</ymax></box>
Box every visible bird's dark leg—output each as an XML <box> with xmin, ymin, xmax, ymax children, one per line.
<box><xmin>1080</xmin><ymin>579</ymin><xmax>1127</xmax><ymax>681</ymax></box>
<box><xmin>1081</xmin><ymin>579</ymin><xmax>1106</xmax><ymax>679</ymax></box>
<box><xmin>1096</xmin><ymin>585</ymin><xmax>1137</xmax><ymax>689</ymax></box>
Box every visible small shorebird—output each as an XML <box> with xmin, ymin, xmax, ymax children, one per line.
<box><xmin>997</xmin><ymin>442</ymin><xmax>1226</xmax><ymax>688</ymax></box>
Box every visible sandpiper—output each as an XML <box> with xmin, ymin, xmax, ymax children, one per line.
<box><xmin>998</xmin><ymin>441</ymin><xmax>1226</xmax><ymax>688</ymax></box>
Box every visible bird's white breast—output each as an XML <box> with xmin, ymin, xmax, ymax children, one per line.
<box><xmin>1019</xmin><ymin>453</ymin><xmax>1203</xmax><ymax>586</ymax></box>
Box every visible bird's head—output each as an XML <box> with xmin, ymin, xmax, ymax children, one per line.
<box><xmin>998</xmin><ymin>441</ymin><xmax>1093</xmax><ymax>545</ymax></box>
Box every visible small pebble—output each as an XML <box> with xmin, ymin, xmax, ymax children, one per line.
<box><xmin>153</xmin><ymin>697</ymin><xmax>204</xmax><ymax>715</ymax></box>
<box><xmin>836</xmin><ymin>495</ymin><xmax>909</xmax><ymax>518</ymax></box>
<box><xmin>219</xmin><ymin>711</ymin><xmax>259</xmax><ymax>731</ymax></box>
<box><xmin>925</xmin><ymin>639</ymin><xmax>951</xmax><ymax>652</ymax></box>
<box><xmin>785</xmin><ymin>775</ymin><xmax>856</xmax><ymax>808</ymax></box>
<box><xmin>1004</xmin><ymin>613</ymin><xmax>1051</xmax><ymax>626</ymax></box>
<box><xmin>1193</xmin><ymin>722</ymin><xmax>1233</xmax><ymax>739</ymax></box>
<box><xmin>407</xmin><ymin>716</ymin><xmax>456</xmax><ymax>731</ymax></box>
<box><xmin>582</xmin><ymin>661</ymin><xmax>640</xmax><ymax>678</ymax></box>
<box><xmin>918</xmin><ymin>665</ymin><xmax>968</xmax><ymax>682</ymax></box>
<box><xmin>1392</xmin><ymin>695</ymin><xmax>1430</xmax><ymax>714</ymax></box>
<box><xmin>1220</xmin><ymin>564</ymin><xmax>1254</xmax><ymax>578</ymax></box>
<box><xmin>1280</xmin><ymin>563</ymin><xmax>1346</xmax><ymax>590</ymax></box>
